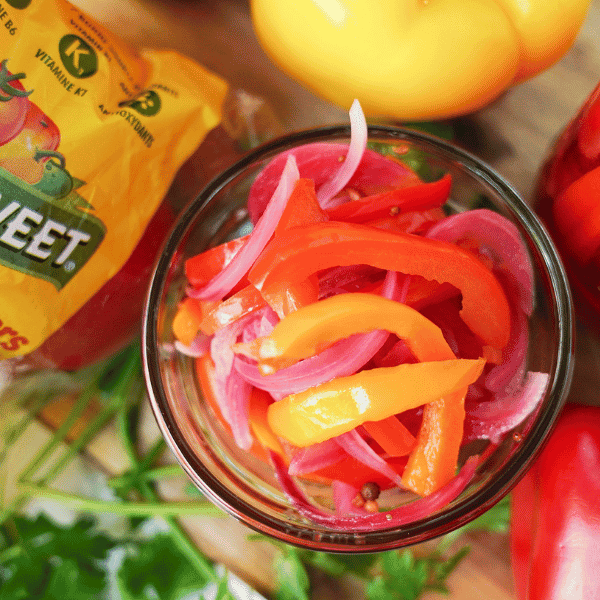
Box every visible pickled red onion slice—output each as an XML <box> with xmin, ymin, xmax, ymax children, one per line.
<box><xmin>316</xmin><ymin>99</ymin><xmax>367</xmax><ymax>206</ymax></box>
<box><xmin>174</xmin><ymin>335</ymin><xmax>211</xmax><ymax>358</ymax></box>
<box><xmin>335</xmin><ymin>429</ymin><xmax>404</xmax><ymax>488</ymax></box>
<box><xmin>484</xmin><ymin>303</ymin><xmax>528</xmax><ymax>394</ymax></box>
<box><xmin>210</xmin><ymin>311</ymin><xmax>261</xmax><ymax>449</ymax></box>
<box><xmin>288</xmin><ymin>438</ymin><xmax>347</xmax><ymax>476</ymax></box>
<box><xmin>332</xmin><ymin>480</ymin><xmax>364</xmax><ymax>516</ymax></box>
<box><xmin>426</xmin><ymin>209</ymin><xmax>534</xmax><ymax>316</ymax></box>
<box><xmin>464</xmin><ymin>371</ymin><xmax>549</xmax><ymax>444</ymax></box>
<box><xmin>188</xmin><ymin>155</ymin><xmax>300</xmax><ymax>301</ymax></box>
<box><xmin>270</xmin><ymin>451</ymin><xmax>479</xmax><ymax>531</ymax></box>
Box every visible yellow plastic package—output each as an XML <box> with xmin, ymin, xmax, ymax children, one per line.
<box><xmin>0</xmin><ymin>0</ymin><xmax>228</xmax><ymax>369</ymax></box>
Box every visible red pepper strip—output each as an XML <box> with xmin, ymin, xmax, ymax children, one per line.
<box><xmin>552</xmin><ymin>164</ymin><xmax>600</xmax><ymax>262</ymax></box>
<box><xmin>199</xmin><ymin>284</ymin><xmax>266</xmax><ymax>335</ymax></box>
<box><xmin>325</xmin><ymin>174</ymin><xmax>451</xmax><ymax>223</ymax></box>
<box><xmin>403</xmin><ymin>276</ymin><xmax>460</xmax><ymax>310</ymax></box>
<box><xmin>172</xmin><ymin>297</ymin><xmax>205</xmax><ymax>345</ymax></box>
<box><xmin>365</xmin><ymin>207</ymin><xmax>446</xmax><ymax>234</ymax></box>
<box><xmin>362</xmin><ymin>417</ymin><xmax>416</xmax><ymax>456</ymax></box>
<box><xmin>185</xmin><ymin>235</ymin><xmax>249</xmax><ymax>288</ymax></box>
<box><xmin>248</xmin><ymin>222</ymin><xmax>511</xmax><ymax>350</ymax></box>
<box><xmin>308</xmin><ymin>455</ymin><xmax>409</xmax><ymax>490</ymax></box>
<box><xmin>267</xmin><ymin>357</ymin><xmax>484</xmax><ymax>447</ymax></box>
<box><xmin>510</xmin><ymin>404</ymin><xmax>600</xmax><ymax>600</ymax></box>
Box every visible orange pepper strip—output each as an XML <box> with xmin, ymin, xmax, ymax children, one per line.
<box><xmin>402</xmin><ymin>389</ymin><xmax>466</xmax><ymax>496</ymax></box>
<box><xmin>248</xmin><ymin>221</ymin><xmax>510</xmax><ymax>351</ymax></box>
<box><xmin>274</xmin><ymin>177</ymin><xmax>328</xmax><ymax>234</ymax></box>
<box><xmin>248</xmin><ymin>387</ymin><xmax>285</xmax><ymax>456</ymax></box>
<box><xmin>245</xmin><ymin>293</ymin><xmax>485</xmax><ymax>493</ymax></box>
<box><xmin>267</xmin><ymin>358</ymin><xmax>485</xmax><ymax>447</ymax></box>
<box><xmin>172</xmin><ymin>297</ymin><xmax>205</xmax><ymax>346</ymax></box>
<box><xmin>260</xmin><ymin>178</ymin><xmax>326</xmax><ymax>317</ymax></box>
<box><xmin>362</xmin><ymin>416</ymin><xmax>416</xmax><ymax>457</ymax></box>
<box><xmin>263</xmin><ymin>273</ymin><xmax>321</xmax><ymax>318</ymax></box>
<box><xmin>403</xmin><ymin>276</ymin><xmax>460</xmax><ymax>310</ymax></box>
<box><xmin>199</xmin><ymin>284</ymin><xmax>266</xmax><ymax>335</ymax></box>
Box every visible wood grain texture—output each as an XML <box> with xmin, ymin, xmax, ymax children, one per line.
<box><xmin>42</xmin><ymin>0</ymin><xmax>600</xmax><ymax>596</ymax></box>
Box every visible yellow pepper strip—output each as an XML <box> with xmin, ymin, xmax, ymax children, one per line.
<box><xmin>267</xmin><ymin>358</ymin><xmax>485</xmax><ymax>447</ymax></box>
<box><xmin>240</xmin><ymin>293</ymin><xmax>457</xmax><ymax>375</ymax></box>
<box><xmin>250</xmin><ymin>0</ymin><xmax>591</xmax><ymax>121</ymax></box>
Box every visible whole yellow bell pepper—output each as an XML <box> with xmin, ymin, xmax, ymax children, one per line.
<box><xmin>250</xmin><ymin>0</ymin><xmax>591</xmax><ymax>120</ymax></box>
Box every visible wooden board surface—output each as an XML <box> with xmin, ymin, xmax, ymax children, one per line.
<box><xmin>37</xmin><ymin>0</ymin><xmax>600</xmax><ymax>597</ymax></box>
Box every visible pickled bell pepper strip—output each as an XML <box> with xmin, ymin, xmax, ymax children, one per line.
<box><xmin>273</xmin><ymin>177</ymin><xmax>328</xmax><ymax>235</ymax></box>
<box><xmin>402</xmin><ymin>389</ymin><xmax>467</xmax><ymax>496</ymax></box>
<box><xmin>265</xmin><ymin>273</ymin><xmax>321</xmax><ymax>318</ymax></box>
<box><xmin>241</xmin><ymin>293</ymin><xmax>457</xmax><ymax>375</ymax></box>
<box><xmin>172</xmin><ymin>297</ymin><xmax>206</xmax><ymax>345</ymax></box>
<box><xmin>248</xmin><ymin>387</ymin><xmax>285</xmax><ymax>456</ymax></box>
<box><xmin>364</xmin><ymin>207</ymin><xmax>446</xmax><ymax>235</ymax></box>
<box><xmin>267</xmin><ymin>358</ymin><xmax>485</xmax><ymax>447</ymax></box>
<box><xmin>362</xmin><ymin>416</ymin><xmax>416</xmax><ymax>457</ymax></box>
<box><xmin>248</xmin><ymin>221</ymin><xmax>511</xmax><ymax>350</ymax></box>
<box><xmin>325</xmin><ymin>173</ymin><xmax>452</xmax><ymax>223</ymax></box>
<box><xmin>246</xmin><ymin>292</ymin><xmax>480</xmax><ymax>490</ymax></box>
<box><xmin>185</xmin><ymin>235</ymin><xmax>249</xmax><ymax>288</ymax></box>
<box><xmin>194</xmin><ymin>179</ymin><xmax>325</xmax><ymax>330</ymax></box>
<box><xmin>199</xmin><ymin>284</ymin><xmax>266</xmax><ymax>335</ymax></box>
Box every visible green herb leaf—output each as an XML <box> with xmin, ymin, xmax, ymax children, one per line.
<box><xmin>379</xmin><ymin>550</ymin><xmax>429</xmax><ymax>600</ymax></box>
<box><xmin>116</xmin><ymin>532</ymin><xmax>215</xmax><ymax>600</ymax></box>
<box><xmin>427</xmin><ymin>546</ymin><xmax>470</xmax><ymax>594</ymax></box>
<box><xmin>274</xmin><ymin>547</ymin><xmax>311</xmax><ymax>600</ymax></box>
<box><xmin>213</xmin><ymin>573</ymin><xmax>236</xmax><ymax>600</ymax></box>
<box><xmin>0</xmin><ymin>513</ymin><xmax>116</xmax><ymax>600</ymax></box>
<box><xmin>300</xmin><ymin>550</ymin><xmax>378</xmax><ymax>579</ymax></box>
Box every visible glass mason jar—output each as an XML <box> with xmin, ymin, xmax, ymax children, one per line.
<box><xmin>143</xmin><ymin>125</ymin><xmax>573</xmax><ymax>552</ymax></box>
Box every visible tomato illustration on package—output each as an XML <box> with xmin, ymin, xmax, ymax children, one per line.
<box><xmin>0</xmin><ymin>0</ymin><xmax>228</xmax><ymax>359</ymax></box>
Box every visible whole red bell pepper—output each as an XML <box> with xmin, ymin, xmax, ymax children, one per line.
<box><xmin>510</xmin><ymin>404</ymin><xmax>600</xmax><ymax>600</ymax></box>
